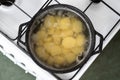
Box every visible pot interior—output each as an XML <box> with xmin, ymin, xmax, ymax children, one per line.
<box><xmin>27</xmin><ymin>4</ymin><xmax>94</xmax><ymax>72</ymax></box>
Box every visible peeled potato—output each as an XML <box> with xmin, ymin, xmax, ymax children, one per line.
<box><xmin>49</xmin><ymin>45</ymin><xmax>62</xmax><ymax>56</ymax></box>
<box><xmin>37</xmin><ymin>40</ymin><xmax>44</xmax><ymax>46</ymax></box>
<box><xmin>59</xmin><ymin>17</ymin><xmax>71</xmax><ymax>30</ymax></box>
<box><xmin>76</xmin><ymin>34</ymin><xmax>86</xmax><ymax>47</ymax></box>
<box><xmin>44</xmin><ymin>42</ymin><xmax>54</xmax><ymax>52</ymax></box>
<box><xmin>32</xmin><ymin>14</ymin><xmax>87</xmax><ymax>68</ymax></box>
<box><xmin>54</xmin><ymin>56</ymin><xmax>66</xmax><ymax>68</ymax></box>
<box><xmin>47</xmin><ymin>56</ymin><xmax>55</xmax><ymax>66</ymax></box>
<box><xmin>47</xmin><ymin>28</ymin><xmax>55</xmax><ymax>35</ymax></box>
<box><xmin>44</xmin><ymin>36</ymin><xmax>53</xmax><ymax>42</ymax></box>
<box><xmin>44</xmin><ymin>15</ymin><xmax>56</xmax><ymax>28</ymax></box>
<box><xmin>62</xmin><ymin>37</ymin><xmax>76</xmax><ymax>49</ymax></box>
<box><xmin>52</xmin><ymin>36</ymin><xmax>61</xmax><ymax>45</ymax></box>
<box><xmin>64</xmin><ymin>53</ymin><xmax>76</xmax><ymax>64</ymax></box>
<box><xmin>60</xmin><ymin>29</ymin><xmax>73</xmax><ymax>38</ymax></box>
<box><xmin>32</xmin><ymin>33</ymin><xmax>44</xmax><ymax>46</ymax></box>
<box><xmin>35</xmin><ymin>47</ymin><xmax>49</xmax><ymax>61</ymax></box>
<box><xmin>71</xmin><ymin>18</ymin><xmax>83</xmax><ymax>33</ymax></box>
<box><xmin>54</xmin><ymin>27</ymin><xmax>61</xmax><ymax>35</ymax></box>
<box><xmin>61</xmin><ymin>47</ymin><xmax>71</xmax><ymax>54</ymax></box>
<box><xmin>72</xmin><ymin>47</ymin><xmax>84</xmax><ymax>56</ymax></box>
<box><xmin>44</xmin><ymin>42</ymin><xmax>61</xmax><ymax>56</ymax></box>
<box><xmin>37</xmin><ymin>30</ymin><xmax>47</xmax><ymax>39</ymax></box>
<box><xmin>40</xmin><ymin>26</ymin><xmax>46</xmax><ymax>31</ymax></box>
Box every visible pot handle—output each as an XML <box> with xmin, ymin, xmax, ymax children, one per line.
<box><xmin>92</xmin><ymin>30</ymin><xmax>104</xmax><ymax>55</ymax></box>
<box><xmin>17</xmin><ymin>21</ymin><xmax>30</xmax><ymax>51</ymax></box>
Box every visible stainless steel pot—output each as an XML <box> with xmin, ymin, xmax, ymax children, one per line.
<box><xmin>25</xmin><ymin>4</ymin><xmax>103</xmax><ymax>73</ymax></box>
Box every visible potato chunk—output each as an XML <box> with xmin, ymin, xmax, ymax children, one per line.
<box><xmin>62</xmin><ymin>37</ymin><xmax>76</xmax><ymax>49</ymax></box>
<box><xmin>61</xmin><ymin>47</ymin><xmax>71</xmax><ymax>54</ymax></box>
<box><xmin>72</xmin><ymin>47</ymin><xmax>84</xmax><ymax>56</ymax></box>
<box><xmin>64</xmin><ymin>53</ymin><xmax>76</xmax><ymax>64</ymax></box>
<box><xmin>37</xmin><ymin>30</ymin><xmax>47</xmax><ymax>39</ymax></box>
<box><xmin>35</xmin><ymin>47</ymin><xmax>49</xmax><ymax>61</ymax></box>
<box><xmin>52</xmin><ymin>36</ymin><xmax>61</xmax><ymax>45</ymax></box>
<box><xmin>59</xmin><ymin>17</ymin><xmax>71</xmax><ymax>30</ymax></box>
<box><xmin>43</xmin><ymin>42</ymin><xmax>54</xmax><ymax>52</ymax></box>
<box><xmin>47</xmin><ymin>28</ymin><xmax>55</xmax><ymax>35</ymax></box>
<box><xmin>44</xmin><ymin>15</ymin><xmax>56</xmax><ymax>28</ymax></box>
<box><xmin>76</xmin><ymin>34</ymin><xmax>86</xmax><ymax>47</ymax></box>
<box><xmin>32</xmin><ymin>13</ymin><xmax>87</xmax><ymax>68</ymax></box>
<box><xmin>44</xmin><ymin>36</ymin><xmax>53</xmax><ymax>42</ymax></box>
<box><xmin>60</xmin><ymin>29</ymin><xmax>73</xmax><ymax>38</ymax></box>
<box><xmin>49</xmin><ymin>45</ymin><xmax>62</xmax><ymax>56</ymax></box>
<box><xmin>54</xmin><ymin>56</ymin><xmax>66</xmax><ymax>68</ymax></box>
<box><xmin>71</xmin><ymin>18</ymin><xmax>83</xmax><ymax>33</ymax></box>
<box><xmin>47</xmin><ymin>57</ymin><xmax>55</xmax><ymax>66</ymax></box>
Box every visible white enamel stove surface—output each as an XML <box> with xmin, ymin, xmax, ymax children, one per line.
<box><xmin>0</xmin><ymin>0</ymin><xmax>120</xmax><ymax>80</ymax></box>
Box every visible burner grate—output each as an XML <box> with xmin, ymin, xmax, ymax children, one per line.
<box><xmin>16</xmin><ymin>0</ymin><xmax>103</xmax><ymax>80</ymax></box>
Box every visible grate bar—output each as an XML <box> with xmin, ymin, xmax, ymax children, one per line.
<box><xmin>83</xmin><ymin>2</ymin><xmax>93</xmax><ymax>13</ymax></box>
<box><xmin>102</xmin><ymin>0</ymin><xmax>120</xmax><ymax>16</ymax></box>
<box><xmin>104</xmin><ymin>19</ymin><xmax>120</xmax><ymax>40</ymax></box>
<box><xmin>13</xmin><ymin>3</ymin><xmax>32</xmax><ymax>19</ymax></box>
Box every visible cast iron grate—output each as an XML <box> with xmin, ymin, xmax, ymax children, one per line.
<box><xmin>0</xmin><ymin>0</ymin><xmax>120</xmax><ymax>80</ymax></box>
<box><xmin>0</xmin><ymin>0</ymin><xmax>15</xmax><ymax>6</ymax></box>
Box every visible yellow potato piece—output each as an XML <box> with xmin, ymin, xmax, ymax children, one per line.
<box><xmin>47</xmin><ymin>28</ymin><xmax>55</xmax><ymax>35</ymax></box>
<box><xmin>72</xmin><ymin>47</ymin><xmax>85</xmax><ymax>56</ymax></box>
<box><xmin>52</xmin><ymin>36</ymin><xmax>61</xmax><ymax>45</ymax></box>
<box><xmin>37</xmin><ymin>30</ymin><xmax>47</xmax><ymax>39</ymax></box>
<box><xmin>56</xmin><ymin>16</ymin><xmax>61</xmax><ymax>23</ymax></box>
<box><xmin>54</xmin><ymin>27</ymin><xmax>61</xmax><ymax>35</ymax></box>
<box><xmin>44</xmin><ymin>36</ymin><xmax>53</xmax><ymax>42</ymax></box>
<box><xmin>33</xmin><ymin>14</ymin><xmax>87</xmax><ymax>68</ymax></box>
<box><xmin>37</xmin><ymin>40</ymin><xmax>44</xmax><ymax>46</ymax></box>
<box><xmin>44</xmin><ymin>15</ymin><xmax>56</xmax><ymax>28</ymax></box>
<box><xmin>64</xmin><ymin>53</ymin><xmax>76</xmax><ymax>64</ymax></box>
<box><xmin>59</xmin><ymin>17</ymin><xmax>71</xmax><ymax>30</ymax></box>
<box><xmin>76</xmin><ymin>34</ymin><xmax>86</xmax><ymax>47</ymax></box>
<box><xmin>43</xmin><ymin>42</ymin><xmax>61</xmax><ymax>56</ymax></box>
<box><xmin>62</xmin><ymin>37</ymin><xmax>76</xmax><ymax>49</ymax></box>
<box><xmin>62</xmin><ymin>47</ymin><xmax>71</xmax><ymax>54</ymax></box>
<box><xmin>60</xmin><ymin>29</ymin><xmax>73</xmax><ymax>38</ymax></box>
<box><xmin>49</xmin><ymin>45</ymin><xmax>62</xmax><ymax>56</ymax></box>
<box><xmin>35</xmin><ymin>47</ymin><xmax>49</xmax><ymax>61</ymax></box>
<box><xmin>44</xmin><ymin>42</ymin><xmax>54</xmax><ymax>53</ymax></box>
<box><xmin>40</xmin><ymin>26</ymin><xmax>46</xmax><ymax>31</ymax></box>
<box><xmin>72</xmin><ymin>18</ymin><xmax>83</xmax><ymax>33</ymax></box>
<box><xmin>32</xmin><ymin>33</ymin><xmax>45</xmax><ymax>46</ymax></box>
<box><xmin>54</xmin><ymin>56</ymin><xmax>66</xmax><ymax>68</ymax></box>
<box><xmin>47</xmin><ymin>56</ymin><xmax>55</xmax><ymax>66</ymax></box>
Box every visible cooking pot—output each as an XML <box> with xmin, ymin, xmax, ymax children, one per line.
<box><xmin>24</xmin><ymin>4</ymin><xmax>103</xmax><ymax>73</ymax></box>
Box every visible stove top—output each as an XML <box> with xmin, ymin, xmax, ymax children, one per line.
<box><xmin>0</xmin><ymin>0</ymin><xmax>120</xmax><ymax>80</ymax></box>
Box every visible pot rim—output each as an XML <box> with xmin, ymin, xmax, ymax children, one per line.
<box><xmin>26</xmin><ymin>4</ymin><xmax>95</xmax><ymax>73</ymax></box>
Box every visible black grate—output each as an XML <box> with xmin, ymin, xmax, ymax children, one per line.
<box><xmin>0</xmin><ymin>0</ymin><xmax>15</xmax><ymax>6</ymax></box>
<box><xmin>0</xmin><ymin>0</ymin><xmax>120</xmax><ymax>80</ymax></box>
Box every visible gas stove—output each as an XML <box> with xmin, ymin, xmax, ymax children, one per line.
<box><xmin>0</xmin><ymin>0</ymin><xmax>120</xmax><ymax>80</ymax></box>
